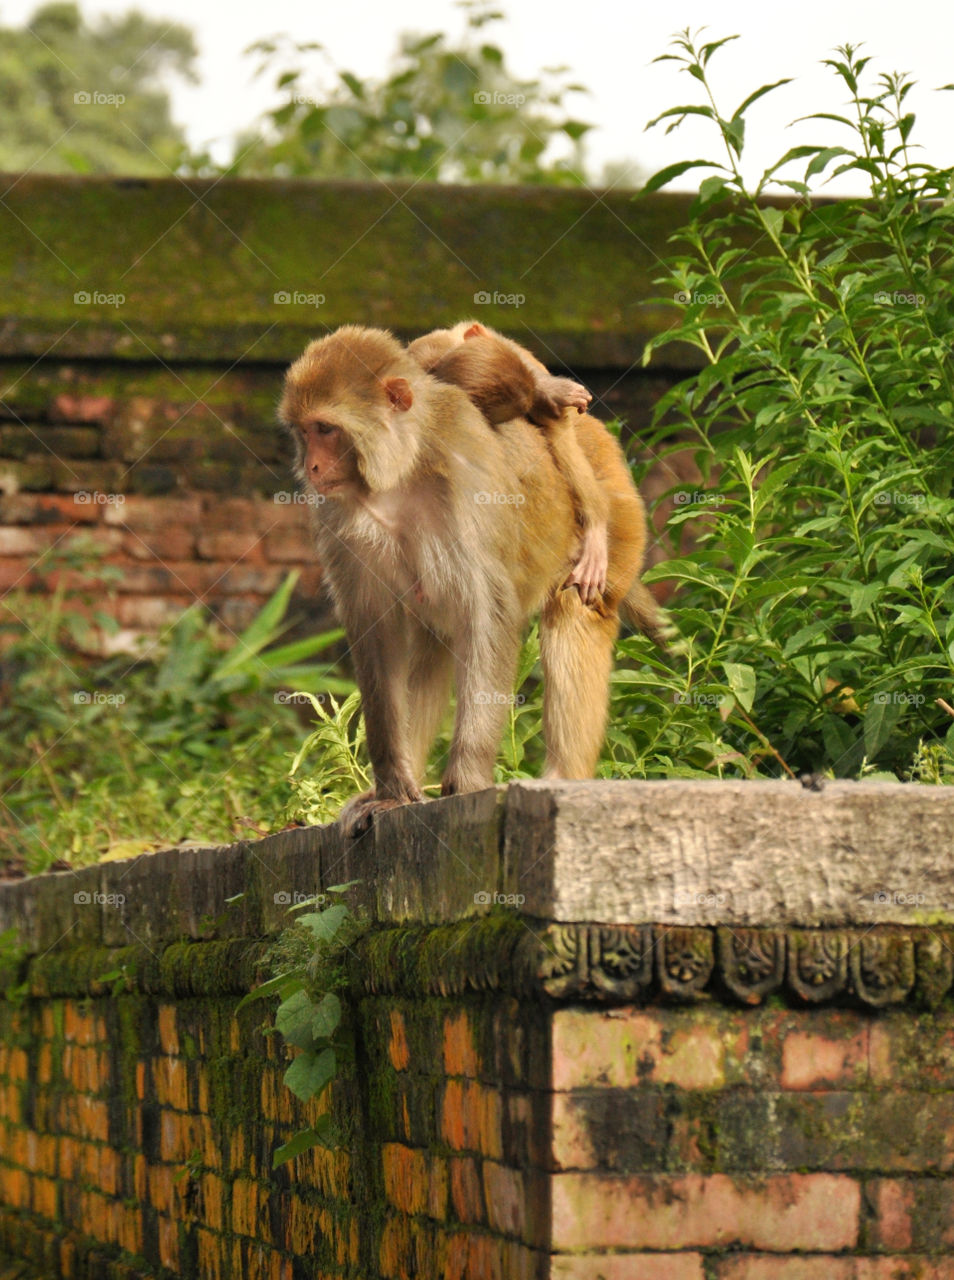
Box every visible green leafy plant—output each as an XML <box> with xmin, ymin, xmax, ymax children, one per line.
<box><xmin>0</xmin><ymin>550</ymin><xmax>354</xmax><ymax>871</ymax></box>
<box><xmin>609</xmin><ymin>31</ymin><xmax>954</xmax><ymax>780</ymax></box>
<box><xmin>239</xmin><ymin>885</ymin><xmax>362</xmax><ymax>1167</ymax></box>
<box><xmin>228</xmin><ymin>1</ymin><xmax>593</xmax><ymax>183</ymax></box>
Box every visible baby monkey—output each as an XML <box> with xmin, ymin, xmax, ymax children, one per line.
<box><xmin>407</xmin><ymin>321</ymin><xmax>609</xmax><ymax>607</ymax></box>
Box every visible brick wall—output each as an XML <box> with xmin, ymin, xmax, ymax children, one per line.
<box><xmin>4</xmin><ymin>781</ymin><xmax>954</xmax><ymax>1278</ymax></box>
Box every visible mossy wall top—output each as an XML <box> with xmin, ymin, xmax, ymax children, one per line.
<box><xmin>0</xmin><ymin>176</ymin><xmax>701</xmax><ymax>367</ymax></box>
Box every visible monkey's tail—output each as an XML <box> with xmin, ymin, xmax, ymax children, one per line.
<box><xmin>620</xmin><ymin>578</ymin><xmax>671</xmax><ymax>651</ymax></box>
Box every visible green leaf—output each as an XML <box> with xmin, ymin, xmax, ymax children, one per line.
<box><xmin>276</xmin><ymin>989</ymin><xmax>318</xmax><ymax>1049</ymax></box>
<box><xmin>636</xmin><ymin>159</ymin><xmax>721</xmax><ymax>196</ymax></box>
<box><xmin>284</xmin><ymin>1047</ymin><xmax>336</xmax><ymax>1102</ymax></box>
<box><xmin>339</xmin><ymin>71</ymin><xmax>365</xmax><ymax>99</ymax></box>
<box><xmin>734</xmin><ymin>78</ymin><xmax>793</xmax><ymax>118</ymax></box>
<box><xmin>722</xmin><ymin>663</ymin><xmax>756</xmax><ymax>713</ymax></box>
<box><xmin>236</xmin><ymin>973</ymin><xmax>304</xmax><ymax>1011</ymax></box>
<box><xmin>645</xmin><ymin>104</ymin><xmax>716</xmax><ymax>132</ymax></box>
<box><xmin>864</xmin><ymin>696</ymin><xmax>904</xmax><ymax>759</ymax></box>
<box><xmin>296</xmin><ymin>903</ymin><xmax>350</xmax><ymax>943</ymax></box>
<box><xmin>311</xmin><ymin>992</ymin><xmax>342</xmax><ymax>1040</ymax></box>
<box><xmin>272</xmin><ymin>1114</ymin><xmax>334</xmax><ymax>1168</ymax></box>
<box><xmin>698</xmin><ymin>35</ymin><xmax>740</xmax><ymax>64</ymax></box>
<box><xmin>760</xmin><ymin>206</ymin><xmax>784</xmax><ymax>240</ymax></box>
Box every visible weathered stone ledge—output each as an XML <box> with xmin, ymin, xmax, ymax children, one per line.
<box><xmin>2</xmin><ymin>781</ymin><xmax>953</xmax><ymax>959</ymax></box>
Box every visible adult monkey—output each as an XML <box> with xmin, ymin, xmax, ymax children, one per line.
<box><xmin>280</xmin><ymin>325</ymin><xmax>656</xmax><ymax>836</ymax></box>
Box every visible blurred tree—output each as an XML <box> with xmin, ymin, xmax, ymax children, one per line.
<box><xmin>228</xmin><ymin>2</ymin><xmax>594</xmax><ymax>184</ymax></box>
<box><xmin>0</xmin><ymin>2</ymin><xmax>197</xmax><ymax>175</ymax></box>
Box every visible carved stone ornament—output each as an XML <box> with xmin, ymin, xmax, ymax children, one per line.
<box><xmin>719</xmin><ymin>927</ymin><xmax>786</xmax><ymax>1004</ymax></box>
<box><xmin>788</xmin><ymin>930</ymin><xmax>849</xmax><ymax>1002</ymax></box>
<box><xmin>359</xmin><ymin>921</ymin><xmax>954</xmax><ymax>1009</ymax></box>
<box><xmin>849</xmin><ymin>930</ymin><xmax>915</xmax><ymax>1006</ymax></box>
<box><xmin>655</xmin><ymin>926</ymin><xmax>714</xmax><ymax>999</ymax></box>
<box><xmin>531</xmin><ymin>923</ymin><xmax>654</xmax><ymax>1001</ymax></box>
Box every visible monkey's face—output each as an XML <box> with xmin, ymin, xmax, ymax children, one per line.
<box><xmin>294</xmin><ymin>418</ymin><xmax>363</xmax><ymax>497</ymax></box>
<box><xmin>281</xmin><ymin>327</ymin><xmax>424</xmax><ymax>497</ymax></box>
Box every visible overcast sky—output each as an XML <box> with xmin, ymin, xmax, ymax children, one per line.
<box><xmin>5</xmin><ymin>0</ymin><xmax>953</xmax><ymax>188</ymax></box>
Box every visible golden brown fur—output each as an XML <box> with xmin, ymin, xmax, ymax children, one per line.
<box><xmin>280</xmin><ymin>324</ymin><xmax>657</xmax><ymax>835</ymax></box>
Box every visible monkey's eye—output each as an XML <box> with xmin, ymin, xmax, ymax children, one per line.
<box><xmin>311</xmin><ymin>422</ymin><xmax>337</xmax><ymax>436</ymax></box>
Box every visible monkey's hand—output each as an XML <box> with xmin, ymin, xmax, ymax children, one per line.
<box><xmin>530</xmin><ymin>374</ymin><xmax>592</xmax><ymax>425</ymax></box>
<box><xmin>338</xmin><ymin>783</ymin><xmax>423</xmax><ymax>838</ymax></box>
<box><xmin>564</xmin><ymin>524</ymin><xmax>608</xmax><ymax>608</ymax></box>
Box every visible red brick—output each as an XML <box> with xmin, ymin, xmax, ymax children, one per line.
<box><xmin>716</xmin><ymin>1260</ymin><xmax>954</xmax><ymax>1279</ymax></box>
<box><xmin>553</xmin><ymin>1010</ymin><xmax>725</xmax><ymax>1091</ymax></box>
<box><xmin>196</xmin><ymin>530</ymin><xmax>265</xmax><ymax>561</ymax></box>
<box><xmin>443</xmin><ymin>1011</ymin><xmax>480</xmax><ymax>1077</ymax></box>
<box><xmin>0</xmin><ymin>492</ymin><xmax>99</xmax><ymax>523</ymax></box>
<box><xmin>551</xmin><ymin>1256</ymin><xmax>705</xmax><ymax>1279</ymax></box>
<box><xmin>0</xmin><ymin>528</ymin><xmax>51</xmax><ymax>556</ymax></box>
<box><xmin>197</xmin><ymin>1227</ymin><xmax>223</xmax><ymax>1280</ymax></box>
<box><xmin>232</xmin><ymin>1177</ymin><xmax>261</xmax><ymax>1237</ymax></box>
<box><xmin>868</xmin><ymin>1178</ymin><xmax>914</xmax><ymax>1249</ymax></box>
<box><xmin>264</xmin><ymin>526</ymin><xmax>314</xmax><ymax>562</ymax></box>
<box><xmin>387</xmin><ymin>1010</ymin><xmax>411</xmax><ymax>1071</ymax></box>
<box><xmin>155</xmin><ymin>1056</ymin><xmax>189</xmax><ymax>1111</ymax></box>
<box><xmin>200</xmin><ymin>496</ymin><xmax>266</xmax><ymax>532</ymax></box>
<box><xmin>440</xmin><ymin>1079</ymin><xmax>482</xmax><ymax>1151</ymax></box>
<box><xmin>381</xmin><ymin>1143</ymin><xmax>428</xmax><ymax>1217</ymax></box>
<box><xmin>482</xmin><ymin>1162</ymin><xmax>525</xmax><ymax>1239</ymax></box>
<box><xmin>125</xmin><ymin>527</ymin><xmax>196</xmax><ymax>560</ymax></box>
<box><xmin>551</xmin><ymin>1173</ymin><xmax>860</xmax><ymax>1251</ymax></box>
<box><xmin>0</xmin><ymin>559</ymin><xmax>37</xmax><ymax>590</ymax></box>
<box><xmin>51</xmin><ymin>393</ymin><xmax>115</xmax><ymax>422</ymax></box>
<box><xmin>449</xmin><ymin>1156</ymin><xmax>484</xmax><ymax>1224</ymax></box>
<box><xmin>781</xmin><ymin>1028</ymin><xmax>869</xmax><ymax>1090</ymax></box>
<box><xmin>103</xmin><ymin>495</ymin><xmax>201</xmax><ymax>529</ymax></box>
<box><xmin>115</xmin><ymin>596</ymin><xmax>192</xmax><ymax>629</ymax></box>
<box><xmin>158</xmin><ymin>1216</ymin><xmax>179</xmax><ymax>1270</ymax></box>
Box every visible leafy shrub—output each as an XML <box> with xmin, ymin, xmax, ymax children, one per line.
<box><xmin>606</xmin><ymin>33</ymin><xmax>954</xmax><ymax>781</ymax></box>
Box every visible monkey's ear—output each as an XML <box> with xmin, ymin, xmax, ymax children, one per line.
<box><xmin>462</xmin><ymin>323</ymin><xmax>487</xmax><ymax>341</ymax></box>
<box><xmin>383</xmin><ymin>377</ymin><xmax>413</xmax><ymax>412</ymax></box>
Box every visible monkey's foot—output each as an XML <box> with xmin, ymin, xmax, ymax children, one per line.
<box><xmin>338</xmin><ymin>788</ymin><xmax>422</xmax><ymax>838</ymax></box>
<box><xmin>565</xmin><ymin>526</ymin><xmax>608</xmax><ymax>608</ymax></box>
<box><xmin>534</xmin><ymin>375</ymin><xmax>592</xmax><ymax>423</ymax></box>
